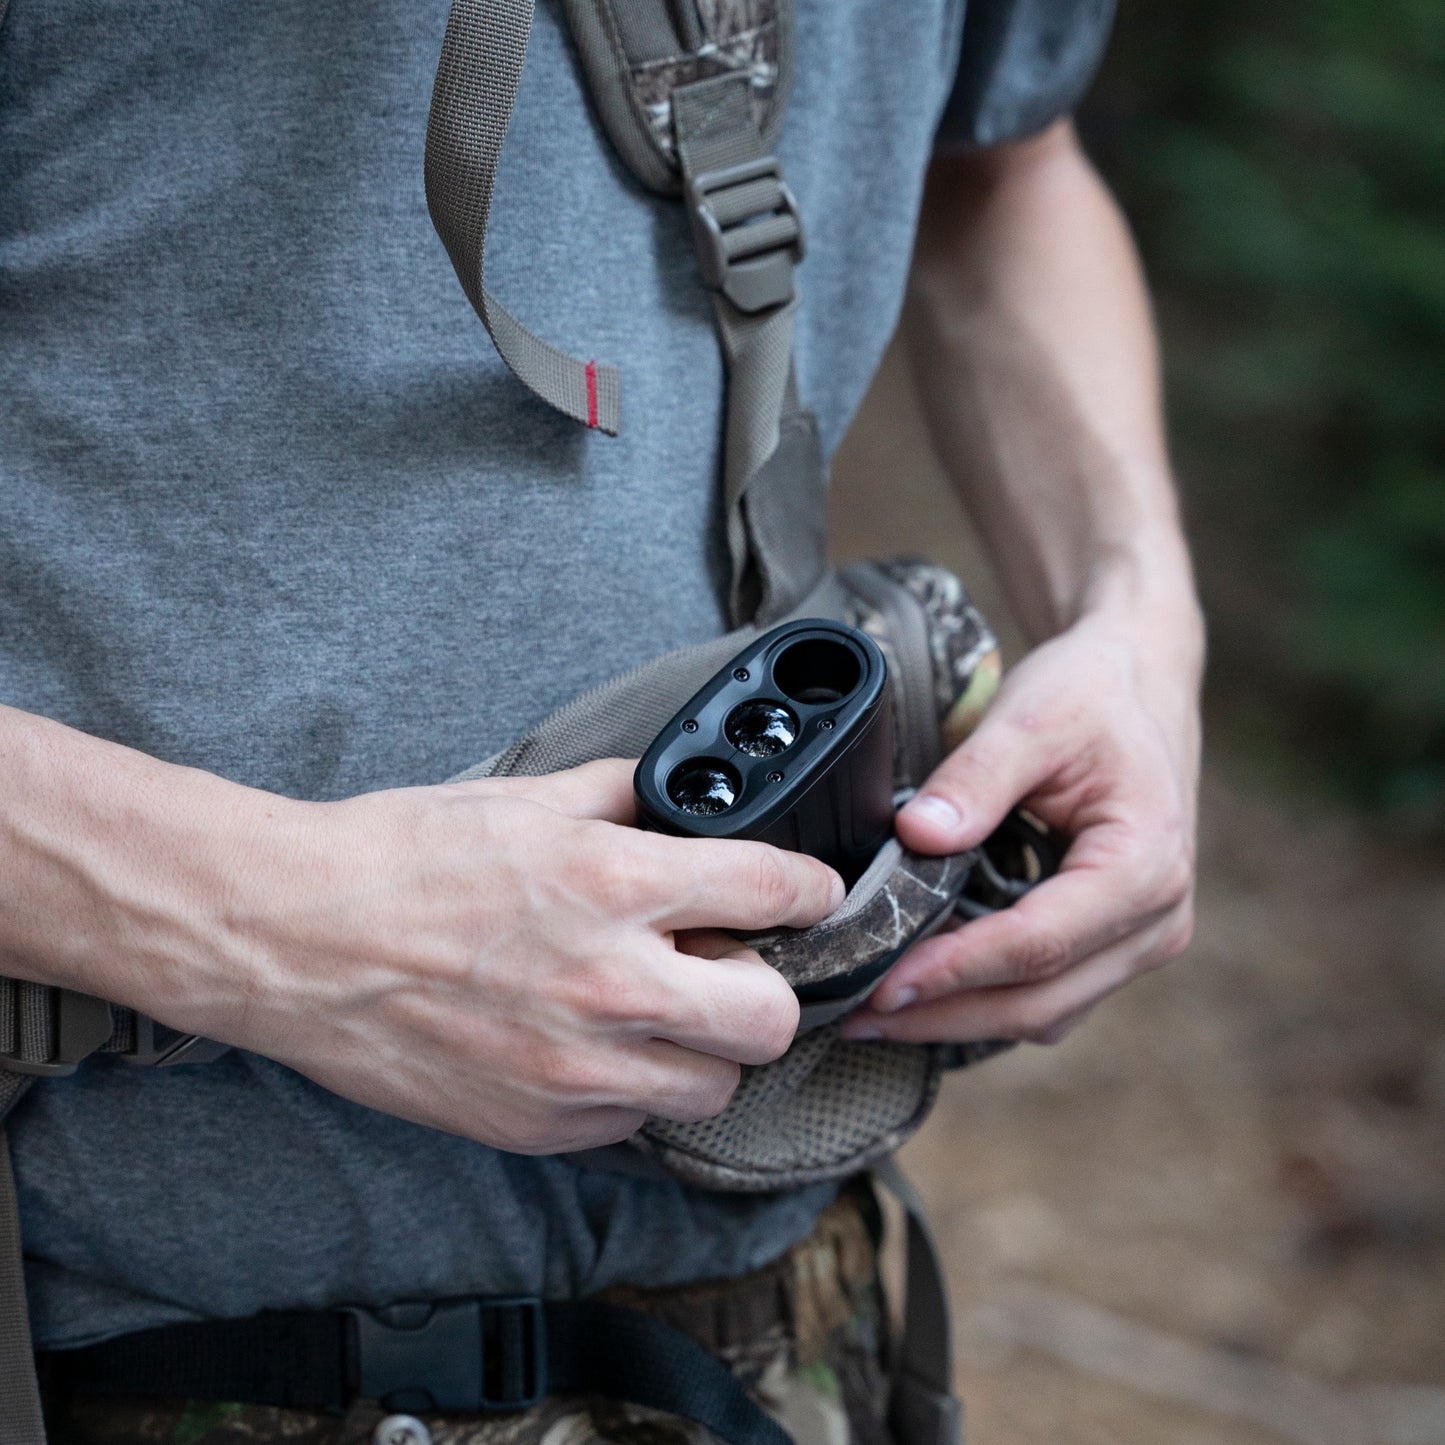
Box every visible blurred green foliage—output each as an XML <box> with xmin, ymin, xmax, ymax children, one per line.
<box><xmin>1086</xmin><ymin>0</ymin><xmax>1445</xmax><ymax>829</ymax></box>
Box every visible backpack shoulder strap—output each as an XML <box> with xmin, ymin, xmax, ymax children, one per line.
<box><xmin>565</xmin><ymin>0</ymin><xmax>817</xmax><ymax>626</ymax></box>
<box><xmin>430</xmin><ymin>0</ymin><xmax>822</xmax><ymax>627</ymax></box>
<box><xmin>563</xmin><ymin>0</ymin><xmax>794</xmax><ymax>196</ymax></box>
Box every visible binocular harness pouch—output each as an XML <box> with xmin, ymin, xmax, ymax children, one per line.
<box><xmin>453</xmin><ymin>555</ymin><xmax>1039</xmax><ymax>1194</ymax></box>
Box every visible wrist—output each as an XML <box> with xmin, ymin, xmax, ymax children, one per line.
<box><xmin>0</xmin><ymin>707</ymin><xmax>311</xmax><ymax>1026</ymax></box>
<box><xmin>1073</xmin><ymin>530</ymin><xmax>1205</xmax><ymax>680</ymax></box>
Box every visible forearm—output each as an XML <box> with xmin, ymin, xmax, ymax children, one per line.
<box><xmin>904</xmin><ymin>121</ymin><xmax>1202</xmax><ymax>664</ymax></box>
<box><xmin>0</xmin><ymin>703</ymin><xmax>287</xmax><ymax>1012</ymax></box>
<box><xmin>0</xmin><ymin>704</ymin><xmax>831</xmax><ymax>1147</ymax></box>
<box><xmin>857</xmin><ymin>123</ymin><xmax>1203</xmax><ymax>1045</ymax></box>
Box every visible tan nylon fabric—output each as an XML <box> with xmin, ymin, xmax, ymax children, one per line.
<box><xmin>0</xmin><ymin>983</ymin><xmax>137</xmax><ymax>1069</ymax></box>
<box><xmin>670</xmin><ymin>73</ymin><xmax>811</xmax><ymax>625</ymax></box>
<box><xmin>426</xmin><ymin>0</ymin><xmax>622</xmax><ymax>433</ymax></box>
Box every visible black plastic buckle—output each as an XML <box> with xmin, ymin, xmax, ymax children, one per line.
<box><xmin>1</xmin><ymin>989</ymin><xmax>113</xmax><ymax>1077</ymax></box>
<box><xmin>346</xmin><ymin>1297</ymin><xmax>548</xmax><ymax>1413</ymax></box>
<box><xmin>122</xmin><ymin>1016</ymin><xmax>230</xmax><ymax>1067</ymax></box>
<box><xmin>686</xmin><ymin>157</ymin><xmax>804</xmax><ymax>314</ymax></box>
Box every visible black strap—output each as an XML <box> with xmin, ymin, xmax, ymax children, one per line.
<box><xmin>39</xmin><ymin>1297</ymin><xmax>791</xmax><ymax>1445</ymax></box>
<box><xmin>0</xmin><ymin>1076</ymin><xmax>44</xmax><ymax>1445</ymax></box>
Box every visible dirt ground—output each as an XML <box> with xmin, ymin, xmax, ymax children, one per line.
<box><xmin>829</xmin><ymin>345</ymin><xmax>1445</xmax><ymax>1445</ymax></box>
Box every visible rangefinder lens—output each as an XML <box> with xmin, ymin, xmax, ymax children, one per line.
<box><xmin>725</xmin><ymin>700</ymin><xmax>798</xmax><ymax>758</ymax></box>
<box><xmin>667</xmin><ymin>759</ymin><xmax>741</xmax><ymax>816</ymax></box>
<box><xmin>773</xmin><ymin>637</ymin><xmax>863</xmax><ymax>707</ymax></box>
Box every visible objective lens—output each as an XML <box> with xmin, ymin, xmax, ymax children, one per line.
<box><xmin>725</xmin><ymin>700</ymin><xmax>798</xmax><ymax>758</ymax></box>
<box><xmin>773</xmin><ymin>637</ymin><xmax>862</xmax><ymax>707</ymax></box>
<box><xmin>667</xmin><ymin>759</ymin><xmax>741</xmax><ymax>816</ymax></box>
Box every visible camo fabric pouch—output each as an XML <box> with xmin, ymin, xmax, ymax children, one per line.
<box><xmin>626</xmin><ymin>561</ymin><xmax>1037</xmax><ymax>1190</ymax></box>
<box><xmin>450</xmin><ymin>557</ymin><xmax>1055</xmax><ymax>1192</ymax></box>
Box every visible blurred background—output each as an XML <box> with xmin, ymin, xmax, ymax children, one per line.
<box><xmin>830</xmin><ymin>2</ymin><xmax>1445</xmax><ymax>1438</ymax></box>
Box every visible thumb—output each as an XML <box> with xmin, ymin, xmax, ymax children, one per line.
<box><xmin>896</xmin><ymin>709</ymin><xmax>1048</xmax><ymax>855</ymax></box>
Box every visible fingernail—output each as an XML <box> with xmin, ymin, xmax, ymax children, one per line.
<box><xmin>905</xmin><ymin>794</ymin><xmax>961</xmax><ymax>833</ymax></box>
<box><xmin>843</xmin><ymin>1022</ymin><xmax>884</xmax><ymax>1041</ymax></box>
<box><xmin>828</xmin><ymin>875</ymin><xmax>847</xmax><ymax>911</ymax></box>
<box><xmin>876</xmin><ymin>985</ymin><xmax>917</xmax><ymax>1014</ymax></box>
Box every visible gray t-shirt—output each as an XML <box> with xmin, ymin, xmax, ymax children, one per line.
<box><xmin>0</xmin><ymin>0</ymin><xmax>1109</xmax><ymax>1348</ymax></box>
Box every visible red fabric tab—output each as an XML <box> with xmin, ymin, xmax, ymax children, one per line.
<box><xmin>585</xmin><ymin>360</ymin><xmax>598</xmax><ymax>430</ymax></box>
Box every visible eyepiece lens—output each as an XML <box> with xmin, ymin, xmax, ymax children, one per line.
<box><xmin>725</xmin><ymin>700</ymin><xmax>798</xmax><ymax>758</ymax></box>
<box><xmin>667</xmin><ymin>759</ymin><xmax>741</xmax><ymax>816</ymax></box>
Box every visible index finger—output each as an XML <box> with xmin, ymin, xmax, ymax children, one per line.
<box><xmin>621</xmin><ymin>831</ymin><xmax>845</xmax><ymax>933</ymax></box>
<box><xmin>456</xmin><ymin>758</ymin><xmax>639</xmax><ymax>824</ymax></box>
<box><xmin>871</xmin><ymin>831</ymin><xmax>1180</xmax><ymax>1008</ymax></box>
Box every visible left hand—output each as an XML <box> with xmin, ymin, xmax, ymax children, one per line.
<box><xmin>841</xmin><ymin>604</ymin><xmax>1202</xmax><ymax>1047</ymax></box>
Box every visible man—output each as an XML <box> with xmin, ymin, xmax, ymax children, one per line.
<box><xmin>0</xmin><ymin>0</ymin><xmax>1202</xmax><ymax>1439</ymax></box>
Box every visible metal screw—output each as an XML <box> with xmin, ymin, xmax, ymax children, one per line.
<box><xmin>820</xmin><ymin>718</ymin><xmax>835</xmax><ymax>730</ymax></box>
<box><xmin>733</xmin><ymin>667</ymin><xmax>750</xmax><ymax>681</ymax></box>
<box><xmin>373</xmin><ymin>1417</ymin><xmax>433</xmax><ymax>1445</ymax></box>
<box><xmin>681</xmin><ymin>719</ymin><xmax>699</xmax><ymax>733</ymax></box>
<box><xmin>767</xmin><ymin>769</ymin><xmax>784</xmax><ymax>783</ymax></box>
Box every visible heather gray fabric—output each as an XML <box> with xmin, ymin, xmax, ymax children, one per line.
<box><xmin>0</xmin><ymin>0</ymin><xmax>1111</xmax><ymax>1353</ymax></box>
<box><xmin>936</xmin><ymin>0</ymin><xmax>1116</xmax><ymax>149</ymax></box>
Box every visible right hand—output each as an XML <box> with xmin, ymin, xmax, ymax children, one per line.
<box><xmin>140</xmin><ymin>758</ymin><xmax>843</xmax><ymax>1154</ymax></box>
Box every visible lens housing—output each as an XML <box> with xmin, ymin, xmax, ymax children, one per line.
<box><xmin>635</xmin><ymin>619</ymin><xmax>892</xmax><ymax>886</ymax></box>
<box><xmin>725</xmin><ymin>699</ymin><xmax>798</xmax><ymax>758</ymax></box>
<box><xmin>666</xmin><ymin>759</ymin><xmax>741</xmax><ymax>816</ymax></box>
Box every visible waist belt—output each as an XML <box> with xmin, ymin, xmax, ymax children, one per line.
<box><xmin>38</xmin><ymin>1296</ymin><xmax>789</xmax><ymax>1445</ymax></box>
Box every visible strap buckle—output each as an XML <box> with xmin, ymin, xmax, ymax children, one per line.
<box><xmin>121</xmin><ymin>1017</ymin><xmax>230</xmax><ymax>1068</ymax></box>
<box><xmin>345</xmin><ymin>1297</ymin><xmax>548</xmax><ymax>1413</ymax></box>
<box><xmin>686</xmin><ymin>157</ymin><xmax>805</xmax><ymax>314</ymax></box>
<box><xmin>0</xmin><ymin>988</ymin><xmax>113</xmax><ymax>1076</ymax></box>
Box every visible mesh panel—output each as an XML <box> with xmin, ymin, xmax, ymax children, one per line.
<box><xmin>639</xmin><ymin>1030</ymin><xmax>939</xmax><ymax>1190</ymax></box>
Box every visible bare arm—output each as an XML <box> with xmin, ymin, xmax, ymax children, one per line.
<box><xmin>0</xmin><ymin>703</ymin><xmax>842</xmax><ymax>1146</ymax></box>
<box><xmin>845</xmin><ymin>120</ymin><xmax>1204</xmax><ymax>1045</ymax></box>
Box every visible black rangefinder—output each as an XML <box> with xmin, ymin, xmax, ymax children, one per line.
<box><xmin>634</xmin><ymin>619</ymin><xmax>894</xmax><ymax>884</ymax></box>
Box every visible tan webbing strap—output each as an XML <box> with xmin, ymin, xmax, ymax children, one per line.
<box><xmin>426</xmin><ymin>0</ymin><xmax>622</xmax><ymax>434</ymax></box>
<box><xmin>672</xmin><ymin>74</ymin><xmax>812</xmax><ymax>626</ymax></box>
<box><xmin>0</xmin><ymin>1075</ymin><xmax>44</xmax><ymax>1445</ymax></box>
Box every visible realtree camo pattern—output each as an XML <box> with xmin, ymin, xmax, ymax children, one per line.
<box><xmin>752</xmin><ymin>847</ymin><xmax>976</xmax><ymax>992</ymax></box>
<box><xmin>629</xmin><ymin>0</ymin><xmax>781</xmax><ymax>160</ymax></box>
<box><xmin>42</xmin><ymin>1196</ymin><xmax>891</xmax><ymax>1445</ymax></box>
<box><xmin>845</xmin><ymin>560</ymin><xmax>1002</xmax><ymax>774</ymax></box>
